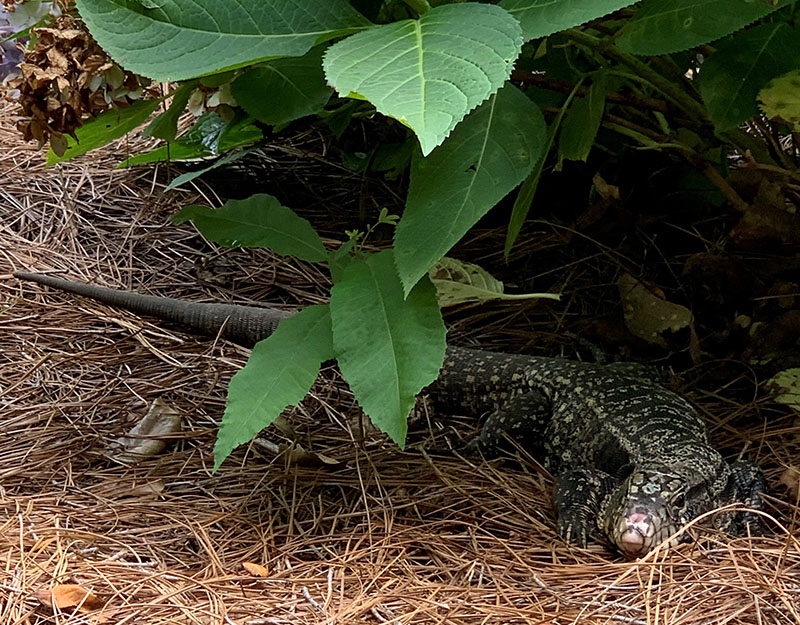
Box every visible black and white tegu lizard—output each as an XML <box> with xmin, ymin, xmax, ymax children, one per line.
<box><xmin>13</xmin><ymin>271</ymin><xmax>767</xmax><ymax>556</ymax></box>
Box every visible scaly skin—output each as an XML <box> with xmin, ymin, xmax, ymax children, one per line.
<box><xmin>14</xmin><ymin>271</ymin><xmax>767</xmax><ymax>555</ymax></box>
<box><xmin>430</xmin><ymin>347</ymin><xmax>766</xmax><ymax>554</ymax></box>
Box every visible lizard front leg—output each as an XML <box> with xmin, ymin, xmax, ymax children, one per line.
<box><xmin>554</xmin><ymin>468</ymin><xmax>617</xmax><ymax>547</ymax></box>
<box><xmin>461</xmin><ymin>389</ymin><xmax>551</xmax><ymax>457</ymax></box>
<box><xmin>722</xmin><ymin>459</ymin><xmax>768</xmax><ymax>534</ymax></box>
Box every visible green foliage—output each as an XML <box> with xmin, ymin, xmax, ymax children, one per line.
<box><xmin>163</xmin><ymin>148</ymin><xmax>255</xmax><ymax>191</ymax></box>
<box><xmin>45</xmin><ymin>0</ymin><xmax>800</xmax><ymax>463</ymax></box>
<box><xmin>231</xmin><ymin>46</ymin><xmax>333</xmax><ymax>126</ymax></box>
<box><xmin>144</xmin><ymin>82</ymin><xmax>196</xmax><ymax>141</ymax></box>
<box><xmin>504</xmin><ymin>80</ymin><xmax>580</xmax><ymax>256</ymax></box>
<box><xmin>500</xmin><ymin>0</ymin><xmax>636</xmax><ymax>40</ymax></box>
<box><xmin>615</xmin><ymin>0</ymin><xmax>790</xmax><ymax>55</ymax></box>
<box><xmin>74</xmin><ymin>0</ymin><xmax>370</xmax><ymax>81</ymax></box>
<box><xmin>174</xmin><ymin>196</ymin><xmax>445</xmax><ymax>465</ymax></box>
<box><xmin>699</xmin><ymin>24</ymin><xmax>800</xmax><ymax>132</ymax></box>
<box><xmin>558</xmin><ymin>74</ymin><xmax>607</xmax><ymax>166</ymax></box>
<box><xmin>46</xmin><ymin>98</ymin><xmax>161</xmax><ymax>165</ymax></box>
<box><xmin>323</xmin><ymin>2</ymin><xmax>522</xmax><ymax>156</ymax></box>
<box><xmin>394</xmin><ymin>84</ymin><xmax>546</xmax><ymax>294</ymax></box>
<box><xmin>122</xmin><ymin>112</ymin><xmax>263</xmax><ymax>166</ymax></box>
<box><xmin>174</xmin><ymin>194</ymin><xmax>328</xmax><ymax>263</ymax></box>
<box><xmin>345</xmin><ymin>207</ymin><xmax>400</xmax><ymax>254</ymax></box>
<box><xmin>768</xmin><ymin>368</ymin><xmax>800</xmax><ymax>410</ymax></box>
<box><xmin>328</xmin><ymin>241</ymin><xmax>356</xmax><ymax>284</ymax></box>
<box><xmin>330</xmin><ymin>250</ymin><xmax>446</xmax><ymax>447</ymax></box>
<box><xmin>214</xmin><ymin>305</ymin><xmax>334</xmax><ymax>470</ymax></box>
<box><xmin>759</xmin><ymin>70</ymin><xmax>800</xmax><ymax>129</ymax></box>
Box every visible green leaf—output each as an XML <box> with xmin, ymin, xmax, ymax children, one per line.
<box><xmin>330</xmin><ymin>250</ymin><xmax>446</xmax><ymax>447</ymax></box>
<box><xmin>759</xmin><ymin>69</ymin><xmax>800</xmax><ymax>129</ymax></box>
<box><xmin>699</xmin><ymin>23</ymin><xmax>800</xmax><ymax>132</ymax></box>
<box><xmin>75</xmin><ymin>0</ymin><xmax>371</xmax><ymax>81</ymax></box>
<box><xmin>164</xmin><ymin>148</ymin><xmax>255</xmax><ymax>191</ymax></box>
<box><xmin>505</xmin><ymin>79</ymin><xmax>582</xmax><ymax>257</ymax></box>
<box><xmin>323</xmin><ymin>2</ymin><xmax>522</xmax><ymax>156</ymax></box>
<box><xmin>320</xmin><ymin>100</ymin><xmax>361</xmax><ymax>138</ymax></box>
<box><xmin>46</xmin><ymin>99</ymin><xmax>161</xmax><ymax>165</ymax></box>
<box><xmin>121</xmin><ymin>112</ymin><xmax>263</xmax><ymax>166</ymax></box>
<box><xmin>199</xmin><ymin>71</ymin><xmax>236</xmax><ymax>88</ymax></box>
<box><xmin>174</xmin><ymin>194</ymin><xmax>328</xmax><ymax>262</ymax></box>
<box><xmin>213</xmin><ymin>305</ymin><xmax>333</xmax><ymax>470</ymax></box>
<box><xmin>768</xmin><ymin>368</ymin><xmax>800</xmax><ymax>410</ymax></box>
<box><xmin>394</xmin><ymin>84</ymin><xmax>546</xmax><ymax>294</ymax></box>
<box><xmin>231</xmin><ymin>45</ymin><xmax>333</xmax><ymax>127</ymax></box>
<box><xmin>429</xmin><ymin>257</ymin><xmax>560</xmax><ymax>307</ymax></box>
<box><xmin>558</xmin><ymin>74</ymin><xmax>606</xmax><ymax>166</ymax></box>
<box><xmin>616</xmin><ymin>0</ymin><xmax>790</xmax><ymax>55</ymax></box>
<box><xmin>328</xmin><ymin>240</ymin><xmax>355</xmax><ymax>283</ymax></box>
<box><xmin>121</xmin><ymin>142</ymin><xmax>210</xmax><ymax>166</ymax></box>
<box><xmin>371</xmin><ymin>137</ymin><xmax>416</xmax><ymax>180</ymax></box>
<box><xmin>144</xmin><ymin>81</ymin><xmax>196</xmax><ymax>141</ymax></box>
<box><xmin>500</xmin><ymin>0</ymin><xmax>637</xmax><ymax>41</ymax></box>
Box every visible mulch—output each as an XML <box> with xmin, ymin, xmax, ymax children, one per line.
<box><xmin>1</xmin><ymin>101</ymin><xmax>799</xmax><ymax>625</ymax></box>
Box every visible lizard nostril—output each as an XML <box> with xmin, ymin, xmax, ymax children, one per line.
<box><xmin>617</xmin><ymin>512</ymin><xmax>653</xmax><ymax>556</ymax></box>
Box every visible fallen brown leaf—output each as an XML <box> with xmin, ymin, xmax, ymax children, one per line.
<box><xmin>618</xmin><ymin>273</ymin><xmax>692</xmax><ymax>348</ymax></box>
<box><xmin>34</xmin><ymin>583</ymin><xmax>104</xmax><ymax>611</ymax></box>
<box><xmin>242</xmin><ymin>562</ymin><xmax>270</xmax><ymax>577</ymax></box>
<box><xmin>107</xmin><ymin>397</ymin><xmax>182</xmax><ymax>465</ymax></box>
<box><xmin>780</xmin><ymin>466</ymin><xmax>800</xmax><ymax>499</ymax></box>
<box><xmin>124</xmin><ymin>479</ymin><xmax>166</xmax><ymax>498</ymax></box>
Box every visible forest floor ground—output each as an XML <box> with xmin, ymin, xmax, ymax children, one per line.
<box><xmin>1</xmin><ymin>102</ymin><xmax>799</xmax><ymax>625</ymax></box>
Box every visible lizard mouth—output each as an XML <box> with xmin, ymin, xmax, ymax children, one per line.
<box><xmin>616</xmin><ymin>512</ymin><xmax>656</xmax><ymax>556</ymax></box>
<box><xmin>615</xmin><ymin>510</ymin><xmax>689</xmax><ymax>556</ymax></box>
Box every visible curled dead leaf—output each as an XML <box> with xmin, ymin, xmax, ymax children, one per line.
<box><xmin>428</xmin><ymin>256</ymin><xmax>560</xmax><ymax>307</ymax></box>
<box><xmin>780</xmin><ymin>466</ymin><xmax>800</xmax><ymax>499</ymax></box>
<box><xmin>107</xmin><ymin>398</ymin><xmax>182</xmax><ymax>465</ymax></box>
<box><xmin>242</xmin><ymin>562</ymin><xmax>270</xmax><ymax>577</ymax></box>
<box><xmin>592</xmin><ymin>172</ymin><xmax>620</xmax><ymax>202</ymax></box>
<box><xmin>283</xmin><ymin>444</ymin><xmax>344</xmax><ymax>468</ymax></box>
<box><xmin>123</xmin><ymin>479</ymin><xmax>166</xmax><ymax>498</ymax></box>
<box><xmin>34</xmin><ymin>583</ymin><xmax>103</xmax><ymax>611</ymax></box>
<box><xmin>618</xmin><ymin>274</ymin><xmax>692</xmax><ymax>348</ymax></box>
<box><xmin>253</xmin><ymin>438</ymin><xmax>344</xmax><ymax>468</ymax></box>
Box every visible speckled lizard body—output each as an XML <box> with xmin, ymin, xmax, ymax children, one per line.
<box><xmin>13</xmin><ymin>271</ymin><xmax>767</xmax><ymax>556</ymax></box>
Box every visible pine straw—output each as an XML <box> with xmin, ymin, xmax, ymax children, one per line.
<box><xmin>1</xmin><ymin>101</ymin><xmax>799</xmax><ymax>625</ymax></box>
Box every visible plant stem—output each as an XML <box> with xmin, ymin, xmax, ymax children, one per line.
<box><xmin>565</xmin><ymin>29</ymin><xmax>709</xmax><ymax>123</ymax></box>
<box><xmin>564</xmin><ymin>28</ymin><xmax>773</xmax><ymax>162</ymax></box>
<box><xmin>511</xmin><ymin>69</ymin><xmax>670</xmax><ymax>114</ymax></box>
<box><xmin>604</xmin><ymin>120</ymin><xmax>750</xmax><ymax>213</ymax></box>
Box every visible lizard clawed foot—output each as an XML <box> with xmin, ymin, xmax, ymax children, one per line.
<box><xmin>557</xmin><ymin>509</ymin><xmax>592</xmax><ymax>548</ymax></box>
<box><xmin>733</xmin><ymin>510</ymin><xmax>769</xmax><ymax>536</ymax></box>
<box><xmin>553</xmin><ymin>468</ymin><xmax>615</xmax><ymax>550</ymax></box>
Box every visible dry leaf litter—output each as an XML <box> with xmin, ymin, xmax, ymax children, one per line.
<box><xmin>1</xmin><ymin>100</ymin><xmax>799</xmax><ymax>625</ymax></box>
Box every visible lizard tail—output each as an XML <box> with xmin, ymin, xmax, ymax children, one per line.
<box><xmin>13</xmin><ymin>271</ymin><xmax>294</xmax><ymax>346</ymax></box>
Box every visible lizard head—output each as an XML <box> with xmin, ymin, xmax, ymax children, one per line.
<box><xmin>603</xmin><ymin>468</ymin><xmax>694</xmax><ymax>556</ymax></box>
<box><xmin>603</xmin><ymin>453</ymin><xmax>727</xmax><ymax>557</ymax></box>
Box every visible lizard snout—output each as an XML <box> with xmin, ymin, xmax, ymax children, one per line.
<box><xmin>617</xmin><ymin>512</ymin><xmax>654</xmax><ymax>556</ymax></box>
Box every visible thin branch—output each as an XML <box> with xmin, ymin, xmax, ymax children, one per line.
<box><xmin>511</xmin><ymin>70</ymin><xmax>670</xmax><ymax>114</ymax></box>
<box><xmin>565</xmin><ymin>28</ymin><xmax>710</xmax><ymax>123</ymax></box>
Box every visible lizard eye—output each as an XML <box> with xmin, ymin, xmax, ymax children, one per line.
<box><xmin>673</xmin><ymin>493</ymin><xmax>686</xmax><ymax>509</ymax></box>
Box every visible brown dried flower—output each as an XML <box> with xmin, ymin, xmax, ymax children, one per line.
<box><xmin>7</xmin><ymin>12</ymin><xmax>152</xmax><ymax>155</ymax></box>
